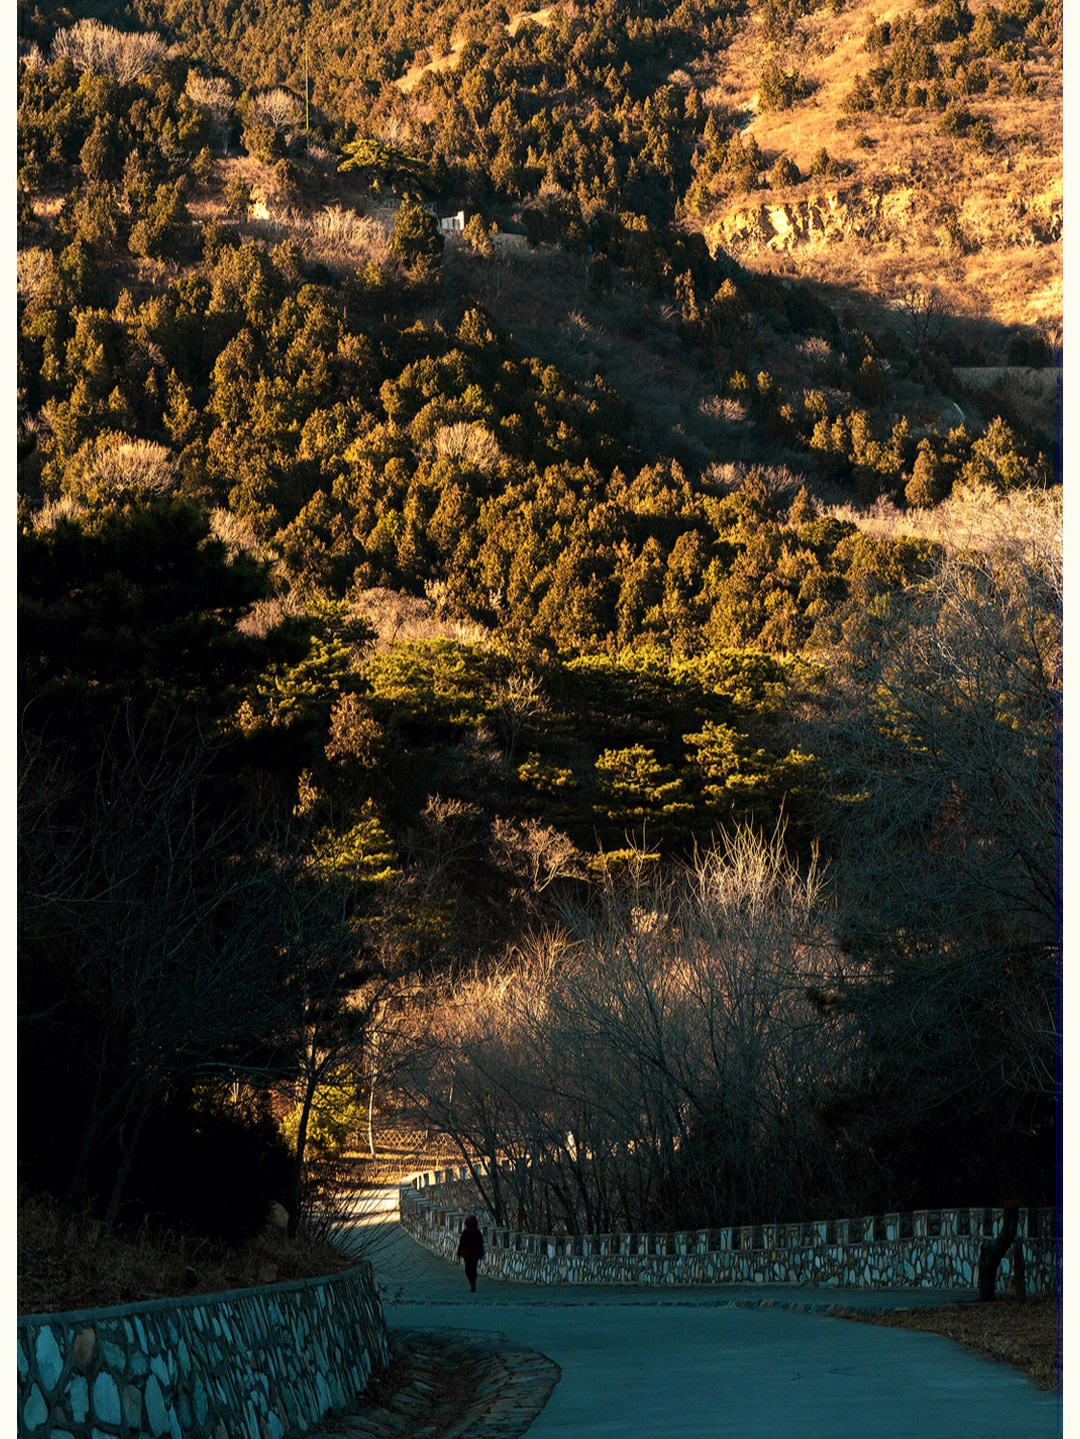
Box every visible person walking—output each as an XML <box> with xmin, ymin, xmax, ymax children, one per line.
<box><xmin>457</xmin><ymin>1214</ymin><xmax>485</xmax><ymax>1293</ymax></box>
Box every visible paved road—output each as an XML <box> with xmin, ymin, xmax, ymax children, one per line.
<box><xmin>331</xmin><ymin>1188</ymin><xmax>1061</xmax><ymax>1439</ymax></box>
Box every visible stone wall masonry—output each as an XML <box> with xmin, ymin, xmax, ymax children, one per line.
<box><xmin>17</xmin><ymin>1262</ymin><xmax>390</xmax><ymax>1439</ymax></box>
<box><xmin>400</xmin><ymin>1170</ymin><xmax>1062</xmax><ymax>1296</ymax></box>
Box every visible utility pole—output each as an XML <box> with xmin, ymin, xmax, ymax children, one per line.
<box><xmin>304</xmin><ymin>38</ymin><xmax>310</xmax><ymax>153</ymax></box>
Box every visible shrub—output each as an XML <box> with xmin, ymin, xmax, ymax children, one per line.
<box><xmin>242</xmin><ymin>121</ymin><xmax>284</xmax><ymax>164</ymax></box>
<box><xmin>390</xmin><ymin>194</ymin><xmax>443</xmax><ymax>274</ymax></box>
<box><xmin>969</xmin><ymin>5</ymin><xmax>1004</xmax><ymax>53</ymax></box>
<box><xmin>937</xmin><ymin>102</ymin><xmax>974</xmax><ymax>135</ymax></box>
<box><xmin>223</xmin><ymin>174</ymin><xmax>252</xmax><ymax>220</ymax></box>
<box><xmin>722</xmin><ymin>132</ymin><xmax>764</xmax><ymax>195</ymax></box>
<box><xmin>758</xmin><ymin>60</ymin><xmax>807</xmax><ymax>112</ymax></box>
<box><xmin>905</xmin><ymin>440</ymin><xmax>948</xmax><ymax>506</ymax></box>
<box><xmin>788</xmin><ymin>485</ymin><xmax>817</xmax><ymax>524</ymax></box>
<box><xmin>128</xmin><ymin>177</ymin><xmax>189</xmax><ymax>258</ymax></box>
<box><xmin>770</xmin><ymin>155</ymin><xmax>801</xmax><ymax>188</ymax></box>
<box><xmin>463</xmin><ymin>211</ymin><xmax>494</xmax><ymax>255</ymax></box>
<box><xmin>79</xmin><ymin>118</ymin><xmax>117</xmax><ymax>183</ymax></box>
<box><xmin>924</xmin><ymin>0</ymin><xmax>975</xmax><ymax>42</ymax></box>
<box><xmin>192</xmin><ymin>146</ymin><xmax>215</xmax><ymax>183</ymax></box>
<box><xmin>810</xmin><ymin>146</ymin><xmax>841</xmax><ymax>178</ymax></box>
<box><xmin>853</xmin><ymin>356</ymin><xmax>888</xmax><ymax>407</ymax></box>
<box><xmin>128</xmin><ymin>1093</ymin><xmax>294</xmax><ymax>1245</ymax></box>
<box><xmin>866</xmin><ymin>19</ymin><xmax>891</xmax><ymax>53</ymax></box>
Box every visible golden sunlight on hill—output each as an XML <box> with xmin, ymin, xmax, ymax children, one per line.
<box><xmin>687</xmin><ymin>0</ymin><xmax>1061</xmax><ymax>332</ymax></box>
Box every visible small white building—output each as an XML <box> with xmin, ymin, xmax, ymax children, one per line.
<box><xmin>439</xmin><ymin>209</ymin><xmax>466</xmax><ymax>233</ymax></box>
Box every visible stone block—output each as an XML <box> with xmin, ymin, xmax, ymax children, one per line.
<box><xmin>23</xmin><ymin>1383</ymin><xmax>48</xmax><ymax>1429</ymax></box>
<box><xmin>71</xmin><ymin>1328</ymin><xmax>96</xmax><ymax>1369</ymax></box>
<box><xmin>100</xmin><ymin>1337</ymin><xmax>126</xmax><ymax>1372</ymax></box>
<box><xmin>35</xmin><ymin>1326</ymin><xmax>64</xmax><ymax>1392</ymax></box>
<box><xmin>69</xmin><ymin>1374</ymin><xmax>89</xmax><ymax>1423</ymax></box>
<box><xmin>92</xmin><ymin>1371</ymin><xmax>121</xmax><ymax>1426</ymax></box>
<box><xmin>123</xmin><ymin>1383</ymin><xmax>143</xmax><ymax>1428</ymax></box>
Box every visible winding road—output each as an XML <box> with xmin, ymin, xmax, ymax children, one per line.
<box><xmin>315</xmin><ymin>1186</ymin><xmax>1061</xmax><ymax>1438</ymax></box>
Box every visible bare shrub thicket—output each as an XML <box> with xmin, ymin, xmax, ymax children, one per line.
<box><xmin>404</xmin><ymin>828</ymin><xmax>848</xmax><ymax>1233</ymax></box>
<box><xmin>17</xmin><ymin>248</ymin><xmax>58</xmax><ymax>305</ymax></box>
<box><xmin>246</xmin><ymin>88</ymin><xmax>304</xmax><ymax>136</ymax></box>
<box><xmin>185</xmin><ymin>72</ymin><xmax>234</xmax><ymax>149</ymax></box>
<box><xmin>430</xmin><ymin>421</ymin><xmax>502</xmax><ymax>472</ymax></box>
<box><xmin>825</xmin><ymin>482</ymin><xmax>1061</xmax><ymax>562</ymax></box>
<box><xmin>208</xmin><ymin>506</ymin><xmax>266</xmax><ymax>562</ymax></box>
<box><xmin>703</xmin><ymin>459</ymin><xmax>805</xmax><ymax>501</ymax></box>
<box><xmin>31</xmin><ymin>495</ymin><xmax>83</xmax><ymax>533</ymax></box>
<box><xmin>808</xmin><ymin>535</ymin><xmax>1061</xmax><ymax>1200</ymax></box>
<box><xmin>350</xmin><ymin>585</ymin><xmax>489</xmax><ymax>648</ymax></box>
<box><xmin>304</xmin><ymin>206</ymin><xmax>393</xmax><ymax>271</ymax></box>
<box><xmin>78</xmin><ymin>438</ymin><xmax>178</xmax><ymax>496</ymax></box>
<box><xmin>51</xmin><ymin>21</ymin><xmax>169</xmax><ymax>82</ymax></box>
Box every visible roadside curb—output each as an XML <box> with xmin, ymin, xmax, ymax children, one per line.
<box><xmin>381</xmin><ymin>1294</ymin><xmax>973</xmax><ymax>1317</ymax></box>
<box><xmin>307</xmin><ymin>1330</ymin><xmax>560</xmax><ymax>1439</ymax></box>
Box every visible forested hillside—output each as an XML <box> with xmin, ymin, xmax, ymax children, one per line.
<box><xmin>17</xmin><ymin>0</ymin><xmax>1060</xmax><ymax>1266</ymax></box>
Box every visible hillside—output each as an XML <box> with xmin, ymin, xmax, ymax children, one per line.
<box><xmin>16</xmin><ymin>0</ymin><xmax>1060</xmax><ymax>1267</ymax></box>
<box><xmin>686</xmin><ymin>0</ymin><xmax>1061</xmax><ymax>337</ymax></box>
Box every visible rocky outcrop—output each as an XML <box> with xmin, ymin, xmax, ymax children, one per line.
<box><xmin>711</xmin><ymin>186</ymin><xmax>914</xmax><ymax>255</ymax></box>
<box><xmin>711</xmin><ymin>183</ymin><xmax>1061</xmax><ymax>257</ymax></box>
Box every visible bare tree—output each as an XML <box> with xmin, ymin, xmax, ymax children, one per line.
<box><xmin>267</xmin><ymin>872</ymin><xmax>398</xmax><ymax>1239</ymax></box>
<box><xmin>404</xmin><ymin>828</ymin><xmax>843</xmax><ymax>1233</ymax></box>
<box><xmin>895</xmin><ymin>285</ymin><xmax>946</xmax><ymax>353</ymax></box>
<box><xmin>806</xmin><ymin>531</ymin><xmax>1061</xmax><ymax>1238</ymax></box>
<box><xmin>185</xmin><ymin>72</ymin><xmax>235</xmax><ymax>151</ymax></box>
<box><xmin>245</xmin><ymin>88</ymin><xmax>304</xmax><ymax>145</ymax></box>
<box><xmin>18</xmin><ymin>718</ymin><xmax>296</xmax><ymax>1231</ymax></box>
<box><xmin>51</xmin><ymin>21</ymin><xmax>169</xmax><ymax>83</ymax></box>
<box><xmin>489</xmin><ymin>817</ymin><xmax>585</xmax><ymax>895</ymax></box>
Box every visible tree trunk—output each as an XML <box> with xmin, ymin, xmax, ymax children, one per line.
<box><xmin>978</xmin><ymin>1202</ymin><xmax>1019</xmax><ymax>1301</ymax></box>
<box><xmin>366</xmin><ymin>1072</ymin><xmax>377</xmax><ymax>1160</ymax></box>
<box><xmin>103</xmin><ymin>1096</ymin><xmax>153</xmax><ymax>1236</ymax></box>
<box><xmin>1012</xmin><ymin>1239</ymin><xmax>1026</xmax><ymax>1304</ymax></box>
<box><xmin>288</xmin><ymin>1079</ymin><xmax>317</xmax><ymax>1240</ymax></box>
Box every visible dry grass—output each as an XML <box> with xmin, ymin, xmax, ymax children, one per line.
<box><xmin>351</xmin><ymin>586</ymin><xmax>491</xmax><ymax>649</ymax></box>
<box><xmin>397</xmin><ymin>5</ymin><xmax>552</xmax><ymax>90</ymax></box>
<box><xmin>396</xmin><ymin>45</ymin><xmax>466</xmax><ymax>94</ymax></box>
<box><xmin>18</xmin><ymin>1192</ymin><xmax>354</xmax><ymax>1317</ymax></box>
<box><xmin>824</xmin><ymin>481</ymin><xmax>1061</xmax><ymax>561</ymax></box>
<box><xmin>507</xmin><ymin>7</ymin><xmax>553</xmax><ymax>36</ymax></box>
<box><xmin>841</xmin><ymin>1296</ymin><xmax>1062</xmax><ymax>1394</ymax></box>
<box><xmin>689</xmin><ymin>0</ymin><xmax>1061</xmax><ymax>333</ymax></box>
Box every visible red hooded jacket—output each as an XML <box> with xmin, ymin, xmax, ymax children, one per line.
<box><xmin>457</xmin><ymin>1215</ymin><xmax>485</xmax><ymax>1259</ymax></box>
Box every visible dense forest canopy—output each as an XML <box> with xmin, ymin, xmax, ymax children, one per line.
<box><xmin>17</xmin><ymin>0</ymin><xmax>1060</xmax><ymax>1248</ymax></box>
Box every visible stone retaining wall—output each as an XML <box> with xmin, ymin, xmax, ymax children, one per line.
<box><xmin>400</xmin><ymin>1170</ymin><xmax>1062</xmax><ymax>1295</ymax></box>
<box><xmin>17</xmin><ymin>1262</ymin><xmax>389</xmax><ymax>1439</ymax></box>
